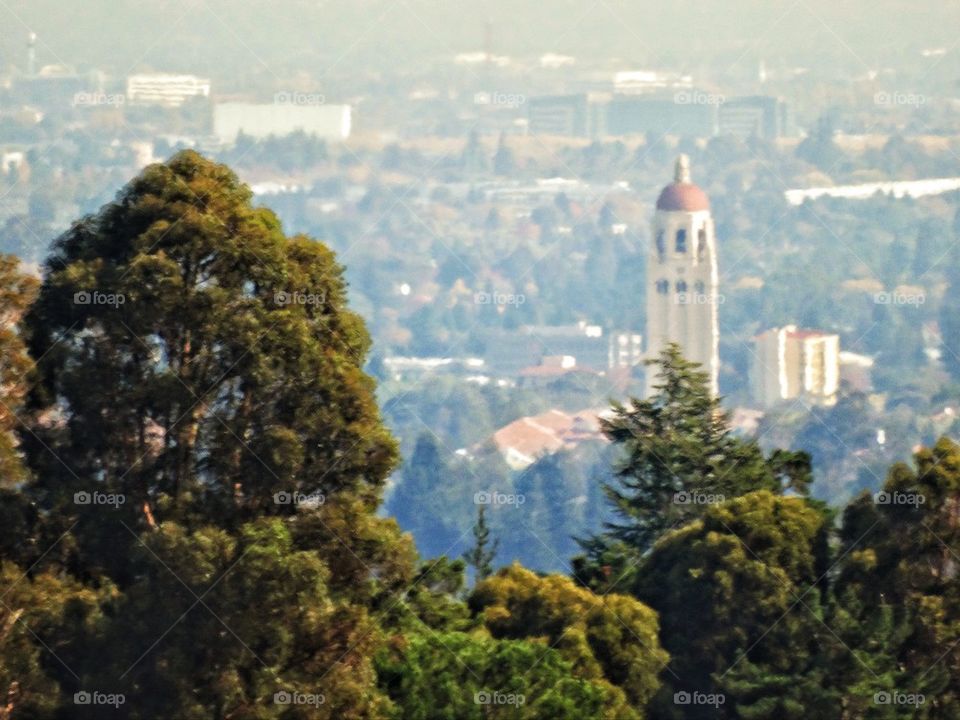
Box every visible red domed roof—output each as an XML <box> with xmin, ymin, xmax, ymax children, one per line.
<box><xmin>656</xmin><ymin>182</ymin><xmax>709</xmax><ymax>212</ymax></box>
<box><xmin>655</xmin><ymin>155</ymin><xmax>709</xmax><ymax>212</ymax></box>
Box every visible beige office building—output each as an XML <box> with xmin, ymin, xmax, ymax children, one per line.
<box><xmin>751</xmin><ymin>325</ymin><xmax>839</xmax><ymax>407</ymax></box>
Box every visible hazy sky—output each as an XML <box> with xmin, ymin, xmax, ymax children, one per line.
<box><xmin>1</xmin><ymin>1</ymin><xmax>956</xmax><ymax>81</ymax></box>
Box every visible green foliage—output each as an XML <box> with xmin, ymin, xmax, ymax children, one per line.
<box><xmin>20</xmin><ymin>150</ymin><xmax>397</xmax><ymax>578</ymax></box>
<box><xmin>79</xmin><ymin>519</ymin><xmax>392</xmax><ymax>719</ymax></box>
<box><xmin>0</xmin><ymin>256</ymin><xmax>37</xmax><ymax>487</ymax></box>
<box><xmin>0</xmin><ymin>562</ymin><xmax>105</xmax><ymax>720</ymax></box>
<box><xmin>470</xmin><ymin>563</ymin><xmax>667</xmax><ymax>711</ymax></box>
<box><xmin>0</xmin><ymin>152</ymin><xmax>656</xmax><ymax>719</ymax></box>
<box><xmin>462</xmin><ymin>505</ymin><xmax>499</xmax><ymax>581</ymax></box>
<box><xmin>376</xmin><ymin>631</ymin><xmax>626</xmax><ymax>720</ymax></box>
<box><xmin>831</xmin><ymin>437</ymin><xmax>960</xmax><ymax>718</ymax></box>
<box><xmin>635</xmin><ymin>491</ymin><xmax>833</xmax><ymax>719</ymax></box>
<box><xmin>576</xmin><ymin>344</ymin><xmax>811</xmax><ymax>590</ymax></box>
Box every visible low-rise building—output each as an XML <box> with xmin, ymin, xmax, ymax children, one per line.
<box><xmin>717</xmin><ymin>96</ymin><xmax>791</xmax><ymax>139</ymax></box>
<box><xmin>839</xmin><ymin>351</ymin><xmax>875</xmax><ymax>392</ymax></box>
<box><xmin>490</xmin><ymin>407</ymin><xmax>610</xmax><ymax>470</ymax></box>
<box><xmin>126</xmin><ymin>74</ymin><xmax>211</xmax><ymax>107</ymax></box>
<box><xmin>482</xmin><ymin>323</ymin><xmax>641</xmax><ymax>376</ymax></box>
<box><xmin>527</xmin><ymin>93</ymin><xmax>608</xmax><ymax>138</ymax></box>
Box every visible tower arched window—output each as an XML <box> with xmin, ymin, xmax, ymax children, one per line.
<box><xmin>694</xmin><ymin>281</ymin><xmax>705</xmax><ymax>295</ymax></box>
<box><xmin>676</xmin><ymin>228</ymin><xmax>687</xmax><ymax>253</ymax></box>
<box><xmin>656</xmin><ymin>279</ymin><xmax>669</xmax><ymax>294</ymax></box>
<box><xmin>676</xmin><ymin>280</ymin><xmax>688</xmax><ymax>294</ymax></box>
<box><xmin>655</xmin><ymin>230</ymin><xmax>665</xmax><ymax>262</ymax></box>
<box><xmin>697</xmin><ymin>228</ymin><xmax>706</xmax><ymax>261</ymax></box>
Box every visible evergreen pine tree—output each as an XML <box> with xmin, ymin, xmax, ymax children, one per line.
<box><xmin>463</xmin><ymin>505</ymin><xmax>499</xmax><ymax>581</ymax></box>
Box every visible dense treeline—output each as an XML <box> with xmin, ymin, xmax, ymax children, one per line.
<box><xmin>0</xmin><ymin>152</ymin><xmax>959</xmax><ymax>718</ymax></box>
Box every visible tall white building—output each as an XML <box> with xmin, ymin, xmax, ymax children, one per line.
<box><xmin>751</xmin><ymin>325</ymin><xmax>839</xmax><ymax>407</ymax></box>
<box><xmin>645</xmin><ymin>155</ymin><xmax>720</xmax><ymax>396</ymax></box>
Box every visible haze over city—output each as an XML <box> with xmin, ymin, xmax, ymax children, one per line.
<box><xmin>0</xmin><ymin>2</ymin><xmax>958</xmax><ymax>718</ymax></box>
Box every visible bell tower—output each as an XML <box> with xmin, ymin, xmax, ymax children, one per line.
<box><xmin>645</xmin><ymin>155</ymin><xmax>719</xmax><ymax>396</ymax></box>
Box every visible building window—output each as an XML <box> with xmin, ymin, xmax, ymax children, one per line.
<box><xmin>697</xmin><ymin>228</ymin><xmax>706</xmax><ymax>260</ymax></box>
<box><xmin>656</xmin><ymin>279</ymin><xmax>669</xmax><ymax>294</ymax></box>
<box><xmin>656</xmin><ymin>230</ymin><xmax>665</xmax><ymax>262</ymax></box>
<box><xmin>676</xmin><ymin>280</ymin><xmax>688</xmax><ymax>294</ymax></box>
<box><xmin>694</xmin><ymin>281</ymin><xmax>705</xmax><ymax>295</ymax></box>
<box><xmin>676</xmin><ymin>228</ymin><xmax>687</xmax><ymax>253</ymax></box>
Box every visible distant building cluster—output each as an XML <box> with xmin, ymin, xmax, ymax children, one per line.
<box><xmin>641</xmin><ymin>160</ymin><xmax>866</xmax><ymax>418</ymax></box>
<box><xmin>0</xmin><ymin>32</ymin><xmax>351</xmax><ymax>154</ymax></box>
<box><xmin>527</xmin><ymin>91</ymin><xmax>791</xmax><ymax>140</ymax></box>
<box><xmin>482</xmin><ymin>322</ymin><xmax>641</xmax><ymax>377</ymax></box>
